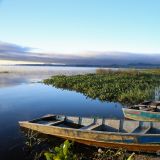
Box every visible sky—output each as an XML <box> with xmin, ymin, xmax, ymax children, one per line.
<box><xmin>0</xmin><ymin>0</ymin><xmax>160</xmax><ymax>65</ymax></box>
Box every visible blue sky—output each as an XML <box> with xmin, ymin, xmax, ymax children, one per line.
<box><xmin>0</xmin><ymin>0</ymin><xmax>160</xmax><ymax>54</ymax></box>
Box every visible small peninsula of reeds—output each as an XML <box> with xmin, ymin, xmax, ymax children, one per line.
<box><xmin>44</xmin><ymin>69</ymin><xmax>160</xmax><ymax>105</ymax></box>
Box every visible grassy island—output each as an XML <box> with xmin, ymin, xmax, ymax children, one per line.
<box><xmin>44</xmin><ymin>69</ymin><xmax>160</xmax><ymax>105</ymax></box>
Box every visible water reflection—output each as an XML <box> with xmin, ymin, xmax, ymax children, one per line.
<box><xmin>0</xmin><ymin>73</ymin><xmax>28</xmax><ymax>87</ymax></box>
<box><xmin>0</xmin><ymin>83</ymin><xmax>123</xmax><ymax>159</ymax></box>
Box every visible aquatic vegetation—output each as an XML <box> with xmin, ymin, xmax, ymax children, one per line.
<box><xmin>22</xmin><ymin>134</ymin><xmax>153</xmax><ymax>160</ymax></box>
<box><xmin>94</xmin><ymin>148</ymin><xmax>135</xmax><ymax>160</ymax></box>
<box><xmin>44</xmin><ymin>140</ymin><xmax>135</xmax><ymax>160</ymax></box>
<box><xmin>24</xmin><ymin>129</ymin><xmax>47</xmax><ymax>148</ymax></box>
<box><xmin>22</xmin><ymin>129</ymin><xmax>48</xmax><ymax>160</ymax></box>
<box><xmin>44</xmin><ymin>69</ymin><xmax>160</xmax><ymax>105</ymax></box>
<box><xmin>44</xmin><ymin>140</ymin><xmax>77</xmax><ymax>160</ymax></box>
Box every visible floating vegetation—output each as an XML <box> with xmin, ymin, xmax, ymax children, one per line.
<box><xmin>43</xmin><ymin>69</ymin><xmax>160</xmax><ymax>105</ymax></box>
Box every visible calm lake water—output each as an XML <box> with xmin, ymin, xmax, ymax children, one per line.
<box><xmin>0</xmin><ymin>66</ymin><xmax>123</xmax><ymax>160</ymax></box>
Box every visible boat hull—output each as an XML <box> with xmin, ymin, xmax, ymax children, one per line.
<box><xmin>123</xmin><ymin>108</ymin><xmax>160</xmax><ymax>122</ymax></box>
<box><xmin>19</xmin><ymin>121</ymin><xmax>160</xmax><ymax>153</ymax></box>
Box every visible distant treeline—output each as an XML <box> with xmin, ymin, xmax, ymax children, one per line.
<box><xmin>14</xmin><ymin>63</ymin><xmax>160</xmax><ymax>68</ymax></box>
<box><xmin>0</xmin><ymin>71</ymin><xmax>9</xmax><ymax>74</ymax></box>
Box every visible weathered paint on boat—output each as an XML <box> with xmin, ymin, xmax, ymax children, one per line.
<box><xmin>123</xmin><ymin>108</ymin><xmax>160</xmax><ymax>122</ymax></box>
<box><xmin>19</xmin><ymin>114</ymin><xmax>160</xmax><ymax>153</ymax></box>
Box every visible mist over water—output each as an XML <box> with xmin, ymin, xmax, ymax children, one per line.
<box><xmin>0</xmin><ymin>66</ymin><xmax>96</xmax><ymax>87</ymax></box>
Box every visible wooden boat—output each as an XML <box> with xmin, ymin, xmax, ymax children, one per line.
<box><xmin>123</xmin><ymin>101</ymin><xmax>160</xmax><ymax>122</ymax></box>
<box><xmin>19</xmin><ymin>114</ymin><xmax>160</xmax><ymax>153</ymax></box>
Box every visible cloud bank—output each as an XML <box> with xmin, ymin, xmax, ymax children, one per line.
<box><xmin>0</xmin><ymin>41</ymin><xmax>160</xmax><ymax>66</ymax></box>
<box><xmin>0</xmin><ymin>41</ymin><xmax>31</xmax><ymax>54</ymax></box>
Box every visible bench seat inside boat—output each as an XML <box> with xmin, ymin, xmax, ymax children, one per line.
<box><xmin>132</xmin><ymin>126</ymin><xmax>152</xmax><ymax>134</ymax></box>
<box><xmin>80</xmin><ymin>123</ymin><xmax>101</xmax><ymax>130</ymax></box>
<box><xmin>47</xmin><ymin>120</ymin><xmax>64</xmax><ymax>126</ymax></box>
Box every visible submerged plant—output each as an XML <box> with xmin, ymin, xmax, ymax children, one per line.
<box><xmin>22</xmin><ymin>129</ymin><xmax>50</xmax><ymax>160</ymax></box>
<box><xmin>24</xmin><ymin>129</ymin><xmax>47</xmax><ymax>148</ymax></box>
<box><xmin>44</xmin><ymin>140</ymin><xmax>77</xmax><ymax>160</ymax></box>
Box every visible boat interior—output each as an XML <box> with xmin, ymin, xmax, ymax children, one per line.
<box><xmin>30</xmin><ymin>115</ymin><xmax>160</xmax><ymax>134</ymax></box>
<box><xmin>128</xmin><ymin>101</ymin><xmax>160</xmax><ymax>112</ymax></box>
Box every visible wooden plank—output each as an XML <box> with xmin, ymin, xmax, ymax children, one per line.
<box><xmin>81</xmin><ymin>123</ymin><xmax>101</xmax><ymax>130</ymax></box>
<box><xmin>45</xmin><ymin>120</ymin><xmax>64</xmax><ymax>126</ymax></box>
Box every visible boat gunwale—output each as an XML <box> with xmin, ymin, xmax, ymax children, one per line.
<box><xmin>19</xmin><ymin>121</ymin><xmax>160</xmax><ymax>137</ymax></box>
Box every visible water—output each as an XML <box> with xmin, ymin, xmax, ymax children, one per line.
<box><xmin>0</xmin><ymin>66</ymin><xmax>96</xmax><ymax>87</ymax></box>
<box><xmin>0</xmin><ymin>66</ymin><xmax>123</xmax><ymax>159</ymax></box>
